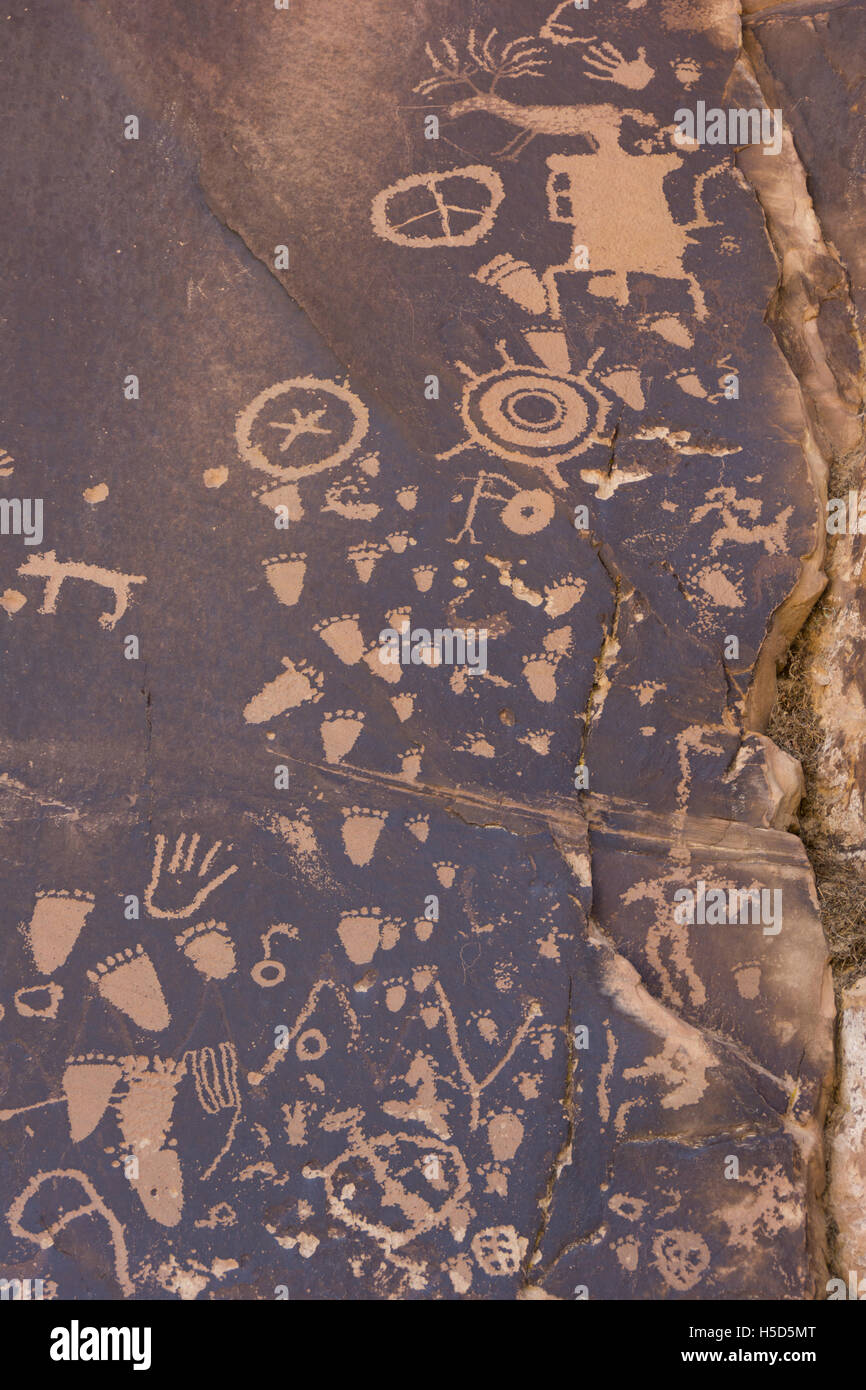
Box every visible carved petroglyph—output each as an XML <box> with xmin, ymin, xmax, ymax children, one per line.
<box><xmin>86</xmin><ymin>946</ymin><xmax>171</xmax><ymax>1032</ymax></box>
<box><xmin>372</xmin><ymin>166</ymin><xmax>505</xmax><ymax>248</ymax></box>
<box><xmin>1</xmin><ymin>0</ymin><xmax>840</xmax><ymax>1306</ymax></box>
<box><xmin>441</xmin><ymin>344</ymin><xmax>614</xmax><ymax>487</ymax></box>
<box><xmin>17</xmin><ymin>552</ymin><xmax>146</xmax><ymax>629</ymax></box>
<box><xmin>236</xmin><ymin>378</ymin><xmax>369</xmax><ymax>482</ymax></box>
<box><xmin>144</xmin><ymin>833</ymin><xmax>239</xmax><ymax>920</ymax></box>
<box><xmin>25</xmin><ymin>890</ymin><xmax>94</xmax><ymax>974</ymax></box>
<box><xmin>8</xmin><ymin>1170</ymin><xmax>135</xmax><ymax>1296</ymax></box>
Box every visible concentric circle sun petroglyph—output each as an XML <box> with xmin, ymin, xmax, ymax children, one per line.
<box><xmin>459</xmin><ymin>364</ymin><xmax>610</xmax><ymax>486</ymax></box>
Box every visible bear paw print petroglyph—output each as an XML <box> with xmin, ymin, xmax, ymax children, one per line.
<box><xmin>396</xmin><ymin>486</ymin><xmax>418</xmax><ymax>510</ymax></box>
<box><xmin>320</xmin><ymin>709</ymin><xmax>366</xmax><ymax>763</ymax></box>
<box><xmin>338</xmin><ymin>908</ymin><xmax>404</xmax><ymax>965</ymax></box>
<box><xmin>405</xmin><ymin>813</ymin><xmax>430</xmax><ymax>844</ymax></box>
<box><xmin>262</xmin><ymin>552</ymin><xmax>307</xmax><ymax>607</ymax></box>
<box><xmin>86</xmin><ymin>946</ymin><xmax>170</xmax><ymax>1032</ymax></box>
<box><xmin>314</xmin><ymin>614</ymin><xmax>366</xmax><ymax>665</ymax></box>
<box><xmin>386</xmin><ymin>531</ymin><xmax>414</xmax><ymax>554</ymax></box>
<box><xmin>412</xmin><ymin>564</ymin><xmax>437</xmax><ymax>592</ymax></box>
<box><xmin>400</xmin><ymin>743</ymin><xmax>424</xmax><ymax>780</ymax></box>
<box><xmin>543</xmin><ymin>574</ymin><xmax>585</xmax><ymax>616</ymax></box>
<box><xmin>347</xmin><ymin>541</ymin><xmax>390</xmax><ymax>583</ymax></box>
<box><xmin>25</xmin><ymin>889</ymin><xmax>95</xmax><ymax>974</ymax></box>
<box><xmin>175</xmin><ymin>921</ymin><xmax>237</xmax><ymax>980</ymax></box>
<box><xmin>61</xmin><ymin>1053</ymin><xmax>124</xmax><ymax>1141</ymax></box>
<box><xmin>340</xmin><ymin>807</ymin><xmax>388</xmax><ymax>865</ymax></box>
<box><xmin>433</xmin><ymin>861</ymin><xmax>459</xmax><ymax>889</ymax></box>
<box><xmin>521</xmin><ymin>649</ymin><xmax>564</xmax><ymax>702</ymax></box>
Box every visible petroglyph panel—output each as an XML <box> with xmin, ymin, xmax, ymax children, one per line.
<box><xmin>2</xmin><ymin>0</ymin><xmax>860</xmax><ymax>1302</ymax></box>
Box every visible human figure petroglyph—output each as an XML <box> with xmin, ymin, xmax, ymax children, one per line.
<box><xmin>17</xmin><ymin>552</ymin><xmax>146</xmax><ymax>629</ymax></box>
<box><xmin>542</xmin><ymin>137</ymin><xmax>714</xmax><ymax>318</ymax></box>
<box><xmin>616</xmin><ymin>726</ymin><xmax>729</xmax><ymax>1009</ymax></box>
<box><xmin>449</xmin><ymin>472</ymin><xmax>557</xmax><ymax>545</ymax></box>
<box><xmin>268</xmin><ymin>406</ymin><xmax>331</xmax><ymax>452</ymax></box>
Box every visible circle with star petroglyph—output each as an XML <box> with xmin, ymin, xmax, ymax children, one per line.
<box><xmin>236</xmin><ymin>376</ymin><xmax>370</xmax><ymax>481</ymax></box>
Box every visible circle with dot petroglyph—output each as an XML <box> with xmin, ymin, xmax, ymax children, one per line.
<box><xmin>501</xmin><ymin>487</ymin><xmax>556</xmax><ymax>534</ymax></box>
<box><xmin>296</xmin><ymin>1028</ymin><xmax>327</xmax><ymax>1061</ymax></box>
<box><xmin>251</xmin><ymin>959</ymin><xmax>286</xmax><ymax>987</ymax></box>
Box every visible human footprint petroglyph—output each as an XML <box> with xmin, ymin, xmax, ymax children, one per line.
<box><xmin>243</xmin><ymin>658</ymin><xmax>325</xmax><ymax>724</ymax></box>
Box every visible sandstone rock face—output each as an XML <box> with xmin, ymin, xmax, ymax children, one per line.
<box><xmin>830</xmin><ymin>980</ymin><xmax>866</xmax><ymax>1279</ymax></box>
<box><xmin>1</xmin><ymin>0</ymin><xmax>859</xmax><ymax>1299</ymax></box>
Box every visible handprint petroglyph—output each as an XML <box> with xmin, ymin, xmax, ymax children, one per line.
<box><xmin>144</xmin><ymin>833</ymin><xmax>239</xmax><ymax>920</ymax></box>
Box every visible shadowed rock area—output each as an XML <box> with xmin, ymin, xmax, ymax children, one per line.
<box><xmin>0</xmin><ymin>0</ymin><xmax>862</xmax><ymax>1300</ymax></box>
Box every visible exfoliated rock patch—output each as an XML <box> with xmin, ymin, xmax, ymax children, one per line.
<box><xmin>0</xmin><ymin>0</ymin><xmax>844</xmax><ymax>1298</ymax></box>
